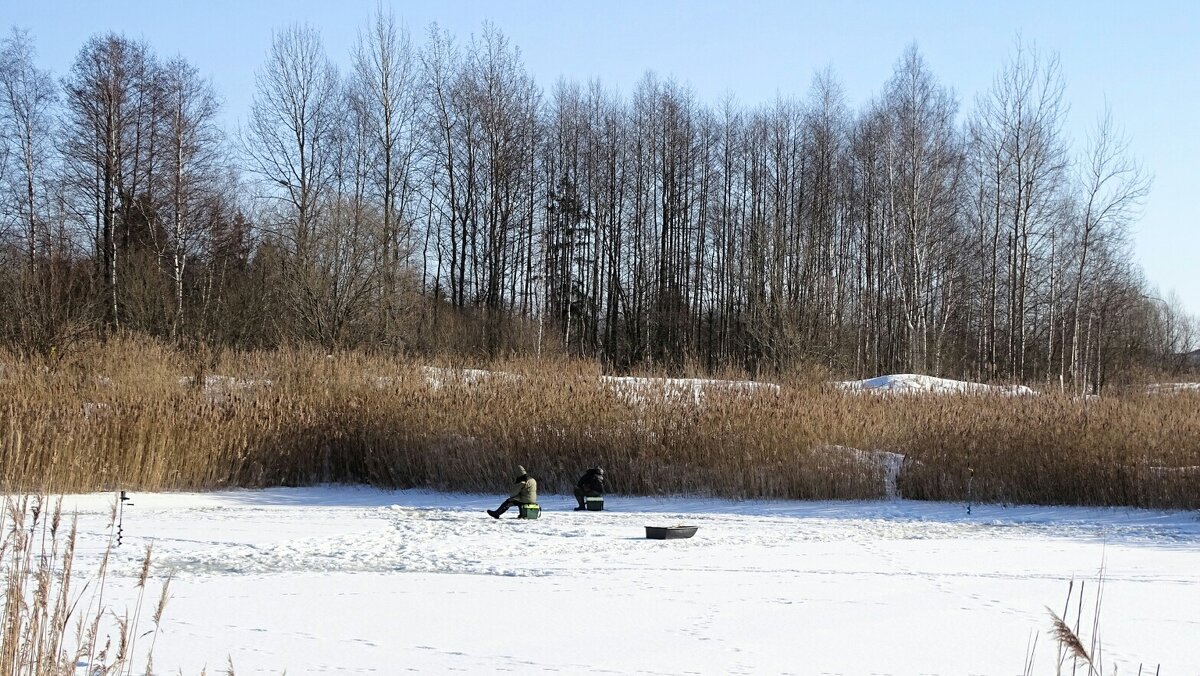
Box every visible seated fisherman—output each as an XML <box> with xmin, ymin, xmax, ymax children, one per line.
<box><xmin>487</xmin><ymin>465</ymin><xmax>537</xmax><ymax>519</ymax></box>
<box><xmin>573</xmin><ymin>466</ymin><xmax>606</xmax><ymax>511</ymax></box>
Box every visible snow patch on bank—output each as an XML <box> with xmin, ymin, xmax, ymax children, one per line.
<box><xmin>815</xmin><ymin>445</ymin><xmax>907</xmax><ymax>499</ymax></box>
<box><xmin>1147</xmin><ymin>382</ymin><xmax>1200</xmax><ymax>395</ymax></box>
<box><xmin>178</xmin><ymin>374</ymin><xmax>273</xmax><ymax>403</ymax></box>
<box><xmin>169</xmin><ymin>365</ymin><xmax>1051</xmax><ymax>402</ymax></box>
<box><xmin>836</xmin><ymin>373</ymin><xmax>1036</xmax><ymax>396</ymax></box>
<box><xmin>416</xmin><ymin>366</ymin><xmax>780</xmax><ymax>405</ymax></box>
<box><xmin>421</xmin><ymin>366</ymin><xmax>517</xmax><ymax>389</ymax></box>
<box><xmin>602</xmin><ymin>375</ymin><xmax>780</xmax><ymax>405</ymax></box>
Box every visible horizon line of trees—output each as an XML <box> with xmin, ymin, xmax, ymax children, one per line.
<box><xmin>1</xmin><ymin>13</ymin><xmax>1196</xmax><ymax>391</ymax></box>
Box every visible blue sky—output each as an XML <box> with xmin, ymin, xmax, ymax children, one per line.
<box><xmin>8</xmin><ymin>0</ymin><xmax>1199</xmax><ymax>314</ymax></box>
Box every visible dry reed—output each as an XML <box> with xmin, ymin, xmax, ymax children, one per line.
<box><xmin>1</xmin><ymin>337</ymin><xmax>1198</xmax><ymax>508</ymax></box>
<box><xmin>0</xmin><ymin>494</ymin><xmax>170</xmax><ymax>674</ymax></box>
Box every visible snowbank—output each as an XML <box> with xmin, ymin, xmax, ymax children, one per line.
<box><xmin>1147</xmin><ymin>382</ymin><xmax>1200</xmax><ymax>395</ymax></box>
<box><xmin>602</xmin><ymin>375</ymin><xmax>780</xmax><ymax>406</ymax></box>
<box><xmin>175</xmin><ymin>366</ymin><xmax>1049</xmax><ymax>404</ymax></box>
<box><xmin>835</xmin><ymin>373</ymin><xmax>1036</xmax><ymax>396</ymax></box>
<box><xmin>415</xmin><ymin>366</ymin><xmax>780</xmax><ymax>405</ymax></box>
<box><xmin>1147</xmin><ymin>465</ymin><xmax>1200</xmax><ymax>477</ymax></box>
<box><xmin>178</xmin><ymin>374</ymin><xmax>273</xmax><ymax>403</ymax></box>
<box><xmin>420</xmin><ymin>366</ymin><xmax>518</xmax><ymax>389</ymax></box>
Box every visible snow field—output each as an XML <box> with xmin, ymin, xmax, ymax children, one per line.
<box><xmin>54</xmin><ymin>488</ymin><xmax>1200</xmax><ymax>675</ymax></box>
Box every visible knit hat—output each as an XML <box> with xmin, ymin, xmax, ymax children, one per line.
<box><xmin>516</xmin><ymin>465</ymin><xmax>527</xmax><ymax>476</ymax></box>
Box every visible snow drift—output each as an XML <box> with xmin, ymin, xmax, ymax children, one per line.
<box><xmin>835</xmin><ymin>373</ymin><xmax>1036</xmax><ymax>396</ymax></box>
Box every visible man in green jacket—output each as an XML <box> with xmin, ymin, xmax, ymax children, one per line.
<box><xmin>487</xmin><ymin>465</ymin><xmax>537</xmax><ymax>518</ymax></box>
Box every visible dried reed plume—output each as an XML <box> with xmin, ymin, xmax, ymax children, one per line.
<box><xmin>0</xmin><ymin>495</ymin><xmax>171</xmax><ymax>675</ymax></box>
<box><xmin>1046</xmin><ymin>607</ymin><xmax>1095</xmax><ymax>672</ymax></box>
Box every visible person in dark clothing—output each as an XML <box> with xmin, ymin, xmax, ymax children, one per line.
<box><xmin>573</xmin><ymin>466</ymin><xmax>606</xmax><ymax>511</ymax></box>
<box><xmin>487</xmin><ymin>465</ymin><xmax>538</xmax><ymax>519</ymax></box>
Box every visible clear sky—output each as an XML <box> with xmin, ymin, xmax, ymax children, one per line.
<box><xmin>8</xmin><ymin>0</ymin><xmax>1199</xmax><ymax>314</ymax></box>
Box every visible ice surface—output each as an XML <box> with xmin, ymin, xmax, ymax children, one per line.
<box><xmin>52</xmin><ymin>487</ymin><xmax>1200</xmax><ymax>675</ymax></box>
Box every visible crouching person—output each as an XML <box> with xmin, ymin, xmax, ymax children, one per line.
<box><xmin>573</xmin><ymin>466</ymin><xmax>606</xmax><ymax>511</ymax></box>
<box><xmin>487</xmin><ymin>465</ymin><xmax>537</xmax><ymax>519</ymax></box>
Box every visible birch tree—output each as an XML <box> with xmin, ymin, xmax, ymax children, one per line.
<box><xmin>880</xmin><ymin>46</ymin><xmax>963</xmax><ymax>372</ymax></box>
<box><xmin>160</xmin><ymin>56</ymin><xmax>221</xmax><ymax>338</ymax></box>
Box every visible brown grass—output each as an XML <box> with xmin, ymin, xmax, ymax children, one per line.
<box><xmin>1</xmin><ymin>337</ymin><xmax>1198</xmax><ymax>508</ymax></box>
<box><xmin>0</xmin><ymin>495</ymin><xmax>170</xmax><ymax>674</ymax></box>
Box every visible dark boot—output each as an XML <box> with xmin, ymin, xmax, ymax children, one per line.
<box><xmin>490</xmin><ymin>499</ymin><xmax>516</xmax><ymax>518</ymax></box>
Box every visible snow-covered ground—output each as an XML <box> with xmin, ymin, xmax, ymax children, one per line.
<box><xmin>49</xmin><ymin>488</ymin><xmax>1200</xmax><ymax>674</ymax></box>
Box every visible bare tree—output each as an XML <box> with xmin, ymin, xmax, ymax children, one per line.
<box><xmin>968</xmin><ymin>39</ymin><xmax>1070</xmax><ymax>380</ymax></box>
<box><xmin>62</xmin><ymin>34</ymin><xmax>156</xmax><ymax>331</ymax></box>
<box><xmin>243</xmin><ymin>24</ymin><xmax>342</xmax><ymax>343</ymax></box>
<box><xmin>1</xmin><ymin>30</ymin><xmax>102</xmax><ymax>355</ymax></box>
<box><xmin>312</xmin><ymin>86</ymin><xmax>381</xmax><ymax>345</ymax></box>
<box><xmin>419</xmin><ymin>24</ymin><xmax>464</xmax><ymax>308</ymax></box>
<box><xmin>0</xmin><ymin>28</ymin><xmax>56</xmax><ymax>275</ymax></box>
<box><xmin>880</xmin><ymin>45</ymin><xmax>964</xmax><ymax>372</ymax></box>
<box><xmin>351</xmin><ymin>7</ymin><xmax>421</xmax><ymax>344</ymax></box>
<box><xmin>1068</xmin><ymin>106</ymin><xmax>1151</xmax><ymax>392</ymax></box>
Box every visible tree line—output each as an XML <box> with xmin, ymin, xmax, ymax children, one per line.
<box><xmin>0</xmin><ymin>13</ymin><xmax>1194</xmax><ymax>390</ymax></box>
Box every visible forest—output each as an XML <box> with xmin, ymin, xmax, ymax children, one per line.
<box><xmin>0</xmin><ymin>12</ymin><xmax>1195</xmax><ymax>392</ymax></box>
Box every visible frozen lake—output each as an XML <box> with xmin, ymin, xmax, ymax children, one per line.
<box><xmin>52</xmin><ymin>488</ymin><xmax>1200</xmax><ymax>674</ymax></box>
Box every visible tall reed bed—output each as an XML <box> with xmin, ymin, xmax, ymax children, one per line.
<box><xmin>1</xmin><ymin>339</ymin><xmax>1198</xmax><ymax>507</ymax></box>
